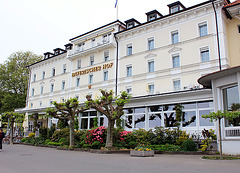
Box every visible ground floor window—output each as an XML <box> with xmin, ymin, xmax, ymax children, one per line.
<box><xmin>223</xmin><ymin>85</ymin><xmax>240</xmax><ymax>127</ymax></box>
<box><xmin>78</xmin><ymin>100</ymin><xmax>214</xmax><ymax>131</ymax></box>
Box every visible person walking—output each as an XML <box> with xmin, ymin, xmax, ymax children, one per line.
<box><xmin>0</xmin><ymin>128</ymin><xmax>5</xmax><ymax>151</ymax></box>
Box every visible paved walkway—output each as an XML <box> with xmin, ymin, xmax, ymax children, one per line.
<box><xmin>0</xmin><ymin>144</ymin><xmax>239</xmax><ymax>173</ymax></box>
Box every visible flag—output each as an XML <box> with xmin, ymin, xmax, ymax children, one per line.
<box><xmin>115</xmin><ymin>0</ymin><xmax>118</xmax><ymax>8</ymax></box>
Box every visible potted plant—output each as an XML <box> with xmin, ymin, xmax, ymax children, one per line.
<box><xmin>130</xmin><ymin>144</ymin><xmax>154</xmax><ymax>157</ymax></box>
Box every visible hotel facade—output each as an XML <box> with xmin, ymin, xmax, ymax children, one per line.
<box><xmin>16</xmin><ymin>0</ymin><xmax>240</xmax><ymax>154</ymax></box>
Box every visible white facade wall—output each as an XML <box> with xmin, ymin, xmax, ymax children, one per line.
<box><xmin>17</xmin><ymin>1</ymin><xmax>232</xmax><ymax>138</ymax></box>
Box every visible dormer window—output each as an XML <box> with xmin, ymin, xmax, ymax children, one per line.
<box><xmin>167</xmin><ymin>1</ymin><xmax>186</xmax><ymax>14</ymax></box>
<box><xmin>125</xmin><ymin>18</ymin><xmax>141</xmax><ymax>29</ymax></box>
<box><xmin>127</xmin><ymin>22</ymin><xmax>134</xmax><ymax>29</ymax></box>
<box><xmin>146</xmin><ymin>10</ymin><xmax>162</xmax><ymax>22</ymax></box>
<box><xmin>171</xmin><ymin>5</ymin><xmax>179</xmax><ymax>13</ymax></box>
<box><xmin>149</xmin><ymin>14</ymin><xmax>156</xmax><ymax>21</ymax></box>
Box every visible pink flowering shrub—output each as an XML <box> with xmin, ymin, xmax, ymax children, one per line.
<box><xmin>85</xmin><ymin>126</ymin><xmax>106</xmax><ymax>145</ymax></box>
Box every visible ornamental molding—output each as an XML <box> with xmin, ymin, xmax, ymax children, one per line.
<box><xmin>168</xmin><ymin>47</ymin><xmax>182</xmax><ymax>53</ymax></box>
<box><xmin>144</xmin><ymin>53</ymin><xmax>157</xmax><ymax>59</ymax></box>
<box><xmin>49</xmin><ymin>79</ymin><xmax>55</xmax><ymax>83</ymax></box>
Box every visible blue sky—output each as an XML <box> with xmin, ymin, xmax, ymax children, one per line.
<box><xmin>0</xmin><ymin>0</ymin><xmax>208</xmax><ymax>63</ymax></box>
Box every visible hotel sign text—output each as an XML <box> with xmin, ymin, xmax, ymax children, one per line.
<box><xmin>72</xmin><ymin>62</ymin><xmax>113</xmax><ymax>77</ymax></box>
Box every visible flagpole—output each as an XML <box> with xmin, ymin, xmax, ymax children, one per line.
<box><xmin>117</xmin><ymin>5</ymin><xmax>118</xmax><ymax>20</ymax></box>
<box><xmin>115</xmin><ymin>0</ymin><xmax>119</xmax><ymax>20</ymax></box>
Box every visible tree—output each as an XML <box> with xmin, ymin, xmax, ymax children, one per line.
<box><xmin>1</xmin><ymin>112</ymin><xmax>24</xmax><ymax>145</ymax></box>
<box><xmin>46</xmin><ymin>98</ymin><xmax>85</xmax><ymax>146</ymax></box>
<box><xmin>202</xmin><ymin>110</ymin><xmax>240</xmax><ymax>159</ymax></box>
<box><xmin>85</xmin><ymin>90</ymin><xmax>131</xmax><ymax>148</ymax></box>
<box><xmin>0</xmin><ymin>51</ymin><xmax>42</xmax><ymax>113</ymax></box>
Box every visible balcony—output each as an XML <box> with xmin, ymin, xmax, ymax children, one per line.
<box><xmin>68</xmin><ymin>35</ymin><xmax>116</xmax><ymax>60</ymax></box>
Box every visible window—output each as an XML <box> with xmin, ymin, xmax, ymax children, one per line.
<box><xmin>172</xmin><ymin>55</ymin><xmax>180</xmax><ymax>68</ymax></box>
<box><xmin>31</xmin><ymin>88</ymin><xmax>34</xmax><ymax>96</ymax></box>
<box><xmin>52</xmin><ymin>68</ymin><xmax>55</xmax><ymax>77</ymax></box>
<box><xmin>171</xmin><ymin>5</ymin><xmax>179</xmax><ymax>13</ymax></box>
<box><xmin>103</xmin><ymin>33</ymin><xmax>111</xmax><ymax>43</ymax></box>
<box><xmin>104</xmin><ymin>51</ymin><xmax>109</xmax><ymax>61</ymax></box>
<box><xmin>103</xmin><ymin>71</ymin><xmax>108</xmax><ymax>81</ymax></box>
<box><xmin>33</xmin><ymin>74</ymin><xmax>36</xmax><ymax>82</ymax></box>
<box><xmin>30</xmin><ymin>103</ymin><xmax>33</xmax><ymax>108</ymax></box>
<box><xmin>171</xmin><ymin>31</ymin><xmax>179</xmax><ymax>44</ymax></box>
<box><xmin>63</xmin><ymin>64</ymin><xmax>66</xmax><ymax>73</ymax></box>
<box><xmin>76</xmin><ymin>77</ymin><xmax>80</xmax><ymax>87</ymax></box>
<box><xmin>223</xmin><ymin>86</ymin><xmax>240</xmax><ymax>127</ymax></box>
<box><xmin>148</xmin><ymin>61</ymin><xmax>154</xmax><ymax>73</ymax></box>
<box><xmin>50</xmin><ymin>84</ymin><xmax>54</xmax><ymax>92</ymax></box>
<box><xmin>90</xmin><ymin>55</ymin><xmax>94</xmax><ymax>65</ymax></box>
<box><xmin>199</xmin><ymin>22</ymin><xmax>208</xmax><ymax>37</ymax></box>
<box><xmin>126</xmin><ymin>44</ymin><xmax>132</xmax><ymax>56</ymax></box>
<box><xmin>42</xmin><ymin>71</ymin><xmax>45</xmax><ymax>79</ymax></box>
<box><xmin>41</xmin><ymin>86</ymin><xmax>43</xmax><ymax>94</ymax></box>
<box><xmin>62</xmin><ymin>81</ymin><xmax>65</xmax><ymax>90</ymax></box>
<box><xmin>127</xmin><ymin>22</ymin><xmax>134</xmax><ymax>29</ymax></box>
<box><xmin>49</xmin><ymin>100</ymin><xmax>53</xmax><ymax>106</ymax></box>
<box><xmin>77</xmin><ymin>59</ymin><xmax>81</xmax><ymax>69</ymax></box>
<box><xmin>148</xmin><ymin>84</ymin><xmax>154</xmax><ymax>94</ymax></box>
<box><xmin>91</xmin><ymin>38</ymin><xmax>96</xmax><ymax>47</ymax></box>
<box><xmin>77</xmin><ymin>42</ymin><xmax>85</xmax><ymax>51</ymax></box>
<box><xmin>200</xmin><ymin>47</ymin><xmax>209</xmax><ymax>62</ymax></box>
<box><xmin>126</xmin><ymin>87</ymin><xmax>132</xmax><ymax>94</ymax></box>
<box><xmin>173</xmin><ymin>80</ymin><xmax>181</xmax><ymax>91</ymax></box>
<box><xmin>148</xmin><ymin>14</ymin><xmax>156</xmax><ymax>21</ymax></box>
<box><xmin>148</xmin><ymin>38</ymin><xmax>154</xmax><ymax>50</ymax></box>
<box><xmin>126</xmin><ymin>65</ymin><xmax>132</xmax><ymax>77</ymax></box>
<box><xmin>39</xmin><ymin>101</ymin><xmax>42</xmax><ymax>107</ymax></box>
<box><xmin>89</xmin><ymin>74</ymin><xmax>93</xmax><ymax>84</ymax></box>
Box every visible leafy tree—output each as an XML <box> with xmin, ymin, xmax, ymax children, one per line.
<box><xmin>1</xmin><ymin>112</ymin><xmax>24</xmax><ymax>145</ymax></box>
<box><xmin>46</xmin><ymin>98</ymin><xmax>85</xmax><ymax>146</ymax></box>
<box><xmin>202</xmin><ymin>110</ymin><xmax>240</xmax><ymax>159</ymax></box>
<box><xmin>0</xmin><ymin>51</ymin><xmax>42</xmax><ymax>113</ymax></box>
<box><xmin>85</xmin><ymin>90</ymin><xmax>131</xmax><ymax>148</ymax></box>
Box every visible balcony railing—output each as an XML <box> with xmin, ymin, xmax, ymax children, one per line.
<box><xmin>68</xmin><ymin>36</ymin><xmax>115</xmax><ymax>58</ymax></box>
<box><xmin>225</xmin><ymin>127</ymin><xmax>240</xmax><ymax>137</ymax></box>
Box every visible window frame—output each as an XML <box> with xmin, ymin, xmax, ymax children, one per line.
<box><xmin>52</xmin><ymin>68</ymin><xmax>56</xmax><ymax>77</ymax></box>
<box><xmin>62</xmin><ymin>64</ymin><xmax>66</xmax><ymax>74</ymax></box>
<box><xmin>147</xmin><ymin>37</ymin><xmax>154</xmax><ymax>50</ymax></box>
<box><xmin>62</xmin><ymin>80</ymin><xmax>65</xmax><ymax>90</ymax></box>
<box><xmin>173</xmin><ymin>79</ymin><xmax>181</xmax><ymax>91</ymax></box>
<box><xmin>172</xmin><ymin>54</ymin><xmax>180</xmax><ymax>68</ymax></box>
<box><xmin>42</xmin><ymin>71</ymin><xmax>45</xmax><ymax>80</ymax></box>
<box><xmin>171</xmin><ymin>30</ymin><xmax>179</xmax><ymax>44</ymax></box>
<box><xmin>77</xmin><ymin>59</ymin><xmax>81</xmax><ymax>69</ymax></box>
<box><xmin>148</xmin><ymin>60</ymin><xmax>155</xmax><ymax>73</ymax></box>
<box><xmin>89</xmin><ymin>74</ymin><xmax>93</xmax><ymax>84</ymax></box>
<box><xmin>104</xmin><ymin>50</ymin><xmax>109</xmax><ymax>62</ymax></box>
<box><xmin>76</xmin><ymin>77</ymin><xmax>80</xmax><ymax>87</ymax></box>
<box><xmin>148</xmin><ymin>83</ymin><xmax>155</xmax><ymax>94</ymax></box>
<box><xmin>200</xmin><ymin>46</ymin><xmax>210</xmax><ymax>62</ymax></box>
<box><xmin>126</xmin><ymin>65</ymin><xmax>132</xmax><ymax>77</ymax></box>
<box><xmin>199</xmin><ymin>22</ymin><xmax>208</xmax><ymax>37</ymax></box>
<box><xmin>126</xmin><ymin>44</ymin><xmax>133</xmax><ymax>56</ymax></box>
<box><xmin>90</xmin><ymin>55</ymin><xmax>94</xmax><ymax>66</ymax></box>
<box><xmin>50</xmin><ymin>83</ymin><xmax>54</xmax><ymax>92</ymax></box>
<box><xmin>103</xmin><ymin>71</ymin><xmax>108</xmax><ymax>81</ymax></box>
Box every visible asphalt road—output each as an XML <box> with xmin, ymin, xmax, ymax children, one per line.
<box><xmin>0</xmin><ymin>144</ymin><xmax>239</xmax><ymax>173</ymax></box>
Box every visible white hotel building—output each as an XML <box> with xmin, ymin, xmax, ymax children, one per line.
<box><xmin>16</xmin><ymin>0</ymin><xmax>240</xmax><ymax>154</ymax></box>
